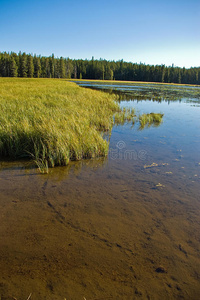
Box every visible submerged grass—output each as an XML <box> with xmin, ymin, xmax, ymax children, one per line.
<box><xmin>0</xmin><ymin>78</ymin><xmax>119</xmax><ymax>170</ymax></box>
<box><xmin>114</xmin><ymin>107</ymin><xmax>136</xmax><ymax>125</ymax></box>
<box><xmin>113</xmin><ymin>109</ymin><xmax>164</xmax><ymax>129</ymax></box>
<box><xmin>139</xmin><ymin>113</ymin><xmax>164</xmax><ymax>129</ymax></box>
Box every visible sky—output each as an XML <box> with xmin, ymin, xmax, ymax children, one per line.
<box><xmin>0</xmin><ymin>0</ymin><xmax>200</xmax><ymax>68</ymax></box>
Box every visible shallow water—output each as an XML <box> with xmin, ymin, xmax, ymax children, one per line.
<box><xmin>0</xmin><ymin>82</ymin><xmax>200</xmax><ymax>300</ymax></box>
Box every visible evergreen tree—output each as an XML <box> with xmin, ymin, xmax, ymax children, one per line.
<box><xmin>102</xmin><ymin>65</ymin><xmax>105</xmax><ymax>80</ymax></box>
<box><xmin>178</xmin><ymin>70</ymin><xmax>182</xmax><ymax>84</ymax></box>
<box><xmin>60</xmin><ymin>57</ymin><xmax>65</xmax><ymax>78</ymax></box>
<box><xmin>0</xmin><ymin>53</ymin><xmax>7</xmax><ymax>77</ymax></box>
<box><xmin>19</xmin><ymin>52</ymin><xmax>27</xmax><ymax>77</ymax></box>
<box><xmin>33</xmin><ymin>56</ymin><xmax>41</xmax><ymax>78</ymax></box>
<box><xmin>10</xmin><ymin>56</ymin><xmax>18</xmax><ymax>77</ymax></box>
<box><xmin>161</xmin><ymin>65</ymin><xmax>165</xmax><ymax>83</ymax></box>
<box><xmin>74</xmin><ymin>63</ymin><xmax>77</xmax><ymax>79</ymax></box>
<box><xmin>66</xmin><ymin>58</ymin><xmax>73</xmax><ymax>79</ymax></box>
<box><xmin>40</xmin><ymin>56</ymin><xmax>48</xmax><ymax>78</ymax></box>
<box><xmin>195</xmin><ymin>70</ymin><xmax>199</xmax><ymax>84</ymax></box>
<box><xmin>49</xmin><ymin>54</ymin><xmax>55</xmax><ymax>78</ymax></box>
<box><xmin>46</xmin><ymin>58</ymin><xmax>51</xmax><ymax>78</ymax></box>
<box><xmin>27</xmin><ymin>55</ymin><xmax>34</xmax><ymax>77</ymax></box>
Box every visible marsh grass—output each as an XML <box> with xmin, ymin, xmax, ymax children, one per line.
<box><xmin>139</xmin><ymin>113</ymin><xmax>164</xmax><ymax>129</ymax></box>
<box><xmin>114</xmin><ymin>107</ymin><xmax>136</xmax><ymax>125</ymax></box>
<box><xmin>114</xmin><ymin>109</ymin><xmax>163</xmax><ymax>129</ymax></box>
<box><xmin>0</xmin><ymin>78</ymin><xmax>118</xmax><ymax>170</ymax></box>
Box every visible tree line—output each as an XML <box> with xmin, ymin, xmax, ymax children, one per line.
<box><xmin>0</xmin><ymin>51</ymin><xmax>199</xmax><ymax>85</ymax></box>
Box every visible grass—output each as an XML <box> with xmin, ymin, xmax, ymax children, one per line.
<box><xmin>139</xmin><ymin>113</ymin><xmax>164</xmax><ymax>129</ymax></box>
<box><xmin>113</xmin><ymin>108</ymin><xmax>164</xmax><ymax>129</ymax></box>
<box><xmin>0</xmin><ymin>78</ymin><xmax>119</xmax><ymax>171</ymax></box>
<box><xmin>114</xmin><ymin>107</ymin><xmax>136</xmax><ymax>125</ymax></box>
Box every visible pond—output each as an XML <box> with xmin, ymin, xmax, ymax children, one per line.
<box><xmin>0</xmin><ymin>82</ymin><xmax>200</xmax><ymax>299</ymax></box>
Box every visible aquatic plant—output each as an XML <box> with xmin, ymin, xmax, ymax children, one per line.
<box><xmin>139</xmin><ymin>113</ymin><xmax>164</xmax><ymax>129</ymax></box>
<box><xmin>80</xmin><ymin>81</ymin><xmax>200</xmax><ymax>102</ymax></box>
<box><xmin>114</xmin><ymin>107</ymin><xmax>136</xmax><ymax>125</ymax></box>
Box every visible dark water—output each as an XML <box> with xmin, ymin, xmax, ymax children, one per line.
<box><xmin>0</xmin><ymin>82</ymin><xmax>200</xmax><ymax>300</ymax></box>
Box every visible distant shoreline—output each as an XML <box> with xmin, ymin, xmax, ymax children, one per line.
<box><xmin>71</xmin><ymin>78</ymin><xmax>200</xmax><ymax>87</ymax></box>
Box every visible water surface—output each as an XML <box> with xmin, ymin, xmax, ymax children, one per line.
<box><xmin>0</xmin><ymin>82</ymin><xmax>200</xmax><ymax>300</ymax></box>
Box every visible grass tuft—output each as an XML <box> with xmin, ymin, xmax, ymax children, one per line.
<box><xmin>114</xmin><ymin>107</ymin><xmax>136</xmax><ymax>125</ymax></box>
<box><xmin>139</xmin><ymin>113</ymin><xmax>164</xmax><ymax>129</ymax></box>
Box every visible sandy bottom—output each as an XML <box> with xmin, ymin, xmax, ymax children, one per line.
<box><xmin>0</xmin><ymin>157</ymin><xmax>200</xmax><ymax>300</ymax></box>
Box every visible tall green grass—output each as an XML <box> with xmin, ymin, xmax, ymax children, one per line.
<box><xmin>0</xmin><ymin>78</ymin><xmax>118</xmax><ymax>170</ymax></box>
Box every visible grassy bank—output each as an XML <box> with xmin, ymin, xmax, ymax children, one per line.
<box><xmin>0</xmin><ymin>78</ymin><xmax>118</xmax><ymax>170</ymax></box>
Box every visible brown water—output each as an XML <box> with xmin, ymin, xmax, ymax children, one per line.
<box><xmin>0</xmin><ymin>83</ymin><xmax>200</xmax><ymax>300</ymax></box>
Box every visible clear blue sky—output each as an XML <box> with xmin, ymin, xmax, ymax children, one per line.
<box><xmin>0</xmin><ymin>0</ymin><xmax>200</xmax><ymax>68</ymax></box>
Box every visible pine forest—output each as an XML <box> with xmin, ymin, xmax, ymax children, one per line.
<box><xmin>0</xmin><ymin>51</ymin><xmax>199</xmax><ymax>85</ymax></box>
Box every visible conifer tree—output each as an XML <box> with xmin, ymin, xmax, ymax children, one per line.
<box><xmin>49</xmin><ymin>54</ymin><xmax>55</xmax><ymax>78</ymax></box>
<box><xmin>102</xmin><ymin>65</ymin><xmax>105</xmax><ymax>80</ymax></box>
<box><xmin>10</xmin><ymin>56</ymin><xmax>18</xmax><ymax>77</ymax></box>
<box><xmin>18</xmin><ymin>52</ymin><xmax>27</xmax><ymax>77</ymax></box>
<box><xmin>0</xmin><ymin>53</ymin><xmax>7</xmax><ymax>76</ymax></box>
<box><xmin>60</xmin><ymin>57</ymin><xmax>65</xmax><ymax>78</ymax></box>
<box><xmin>33</xmin><ymin>56</ymin><xmax>41</xmax><ymax>78</ymax></box>
<box><xmin>66</xmin><ymin>58</ymin><xmax>73</xmax><ymax>79</ymax></box>
<box><xmin>178</xmin><ymin>70</ymin><xmax>182</xmax><ymax>84</ymax></box>
<box><xmin>161</xmin><ymin>65</ymin><xmax>165</xmax><ymax>83</ymax></box>
<box><xmin>54</xmin><ymin>59</ymin><xmax>60</xmax><ymax>78</ymax></box>
<box><xmin>27</xmin><ymin>55</ymin><xmax>34</xmax><ymax>77</ymax></box>
<box><xmin>74</xmin><ymin>63</ymin><xmax>77</xmax><ymax>79</ymax></box>
<box><xmin>195</xmin><ymin>70</ymin><xmax>199</xmax><ymax>84</ymax></box>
